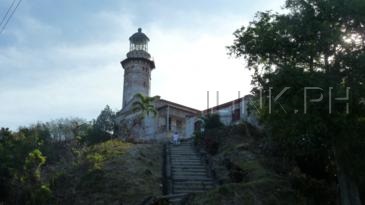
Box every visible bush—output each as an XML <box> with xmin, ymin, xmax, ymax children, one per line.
<box><xmin>204</xmin><ymin>135</ymin><xmax>219</xmax><ymax>155</ymax></box>
<box><xmin>30</xmin><ymin>184</ymin><xmax>53</xmax><ymax>205</ymax></box>
<box><xmin>86</xmin><ymin>153</ymin><xmax>104</xmax><ymax>170</ymax></box>
<box><xmin>193</xmin><ymin>131</ymin><xmax>203</xmax><ymax>146</ymax></box>
<box><xmin>84</xmin><ymin>127</ymin><xmax>111</xmax><ymax>145</ymax></box>
<box><xmin>204</xmin><ymin>114</ymin><xmax>224</xmax><ymax>130</ymax></box>
<box><xmin>203</xmin><ymin>128</ymin><xmax>224</xmax><ymax>155</ymax></box>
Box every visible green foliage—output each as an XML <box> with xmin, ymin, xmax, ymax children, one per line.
<box><xmin>95</xmin><ymin>105</ymin><xmax>115</xmax><ymax>134</ymax></box>
<box><xmin>45</xmin><ymin>118</ymin><xmax>88</xmax><ymax>141</ymax></box>
<box><xmin>84</xmin><ymin>140</ymin><xmax>132</xmax><ymax>170</ymax></box>
<box><xmin>86</xmin><ymin>153</ymin><xmax>105</xmax><ymax>170</ymax></box>
<box><xmin>82</xmin><ymin>105</ymin><xmax>116</xmax><ymax>145</ymax></box>
<box><xmin>188</xmin><ymin>178</ymin><xmax>297</xmax><ymax>205</ymax></box>
<box><xmin>203</xmin><ymin>129</ymin><xmax>221</xmax><ymax>155</ymax></box>
<box><xmin>21</xmin><ymin>149</ymin><xmax>52</xmax><ymax>205</ymax></box>
<box><xmin>196</xmin><ymin>114</ymin><xmax>225</xmax><ymax>155</ymax></box>
<box><xmin>289</xmin><ymin>167</ymin><xmax>337</xmax><ymax>204</ymax></box>
<box><xmin>87</xmin><ymin>140</ymin><xmax>132</xmax><ymax>159</ymax></box>
<box><xmin>193</xmin><ymin>131</ymin><xmax>203</xmax><ymax>146</ymax></box>
<box><xmin>203</xmin><ymin>114</ymin><xmax>224</xmax><ymax>130</ymax></box>
<box><xmin>24</xmin><ymin>149</ymin><xmax>46</xmax><ymax>181</ymax></box>
<box><xmin>50</xmin><ymin>140</ymin><xmax>162</xmax><ymax>205</ymax></box>
<box><xmin>84</xmin><ymin>125</ymin><xmax>112</xmax><ymax>145</ymax></box>
<box><xmin>229</xmin><ymin>0</ymin><xmax>365</xmax><ymax>203</ymax></box>
<box><xmin>132</xmin><ymin>93</ymin><xmax>158</xmax><ymax>117</ymax></box>
<box><xmin>31</xmin><ymin>185</ymin><xmax>53</xmax><ymax>205</ymax></box>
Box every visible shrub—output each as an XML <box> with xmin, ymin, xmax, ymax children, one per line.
<box><xmin>204</xmin><ymin>114</ymin><xmax>224</xmax><ymax>130</ymax></box>
<box><xmin>193</xmin><ymin>131</ymin><xmax>203</xmax><ymax>146</ymax></box>
<box><xmin>203</xmin><ymin>129</ymin><xmax>222</xmax><ymax>155</ymax></box>
<box><xmin>86</xmin><ymin>153</ymin><xmax>104</xmax><ymax>170</ymax></box>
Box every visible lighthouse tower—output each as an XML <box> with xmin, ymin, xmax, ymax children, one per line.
<box><xmin>121</xmin><ymin>28</ymin><xmax>155</xmax><ymax>108</ymax></box>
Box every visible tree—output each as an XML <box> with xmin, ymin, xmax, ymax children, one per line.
<box><xmin>45</xmin><ymin>118</ymin><xmax>88</xmax><ymax>141</ymax></box>
<box><xmin>21</xmin><ymin>149</ymin><xmax>52</xmax><ymax>205</ymax></box>
<box><xmin>124</xmin><ymin>93</ymin><xmax>158</xmax><ymax>138</ymax></box>
<box><xmin>95</xmin><ymin>105</ymin><xmax>115</xmax><ymax>135</ymax></box>
<box><xmin>0</xmin><ymin>127</ymin><xmax>53</xmax><ymax>204</ymax></box>
<box><xmin>83</xmin><ymin>106</ymin><xmax>116</xmax><ymax>144</ymax></box>
<box><xmin>132</xmin><ymin>93</ymin><xmax>158</xmax><ymax>118</ymax></box>
<box><xmin>228</xmin><ymin>0</ymin><xmax>364</xmax><ymax>204</ymax></box>
<box><xmin>203</xmin><ymin>114</ymin><xmax>224</xmax><ymax>130</ymax></box>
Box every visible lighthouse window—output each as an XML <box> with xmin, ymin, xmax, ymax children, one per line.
<box><xmin>143</xmin><ymin>81</ymin><xmax>147</xmax><ymax>87</ymax></box>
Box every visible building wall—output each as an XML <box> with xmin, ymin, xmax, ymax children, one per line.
<box><xmin>217</xmin><ymin>108</ymin><xmax>233</xmax><ymax>125</ymax></box>
<box><xmin>185</xmin><ymin>116</ymin><xmax>197</xmax><ymax>138</ymax></box>
<box><xmin>205</xmin><ymin>97</ymin><xmax>260</xmax><ymax>128</ymax></box>
<box><xmin>122</xmin><ymin>60</ymin><xmax>152</xmax><ymax>107</ymax></box>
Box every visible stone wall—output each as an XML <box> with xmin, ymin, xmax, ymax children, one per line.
<box><xmin>122</xmin><ymin>60</ymin><xmax>152</xmax><ymax>107</ymax></box>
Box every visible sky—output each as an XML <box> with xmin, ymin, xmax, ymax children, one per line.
<box><xmin>0</xmin><ymin>0</ymin><xmax>285</xmax><ymax>130</ymax></box>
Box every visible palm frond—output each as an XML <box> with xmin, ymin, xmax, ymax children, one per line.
<box><xmin>132</xmin><ymin>93</ymin><xmax>158</xmax><ymax>118</ymax></box>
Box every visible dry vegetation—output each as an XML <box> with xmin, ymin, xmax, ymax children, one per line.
<box><xmin>50</xmin><ymin>140</ymin><xmax>162</xmax><ymax>205</ymax></box>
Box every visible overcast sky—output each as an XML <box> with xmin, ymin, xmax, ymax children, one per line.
<box><xmin>0</xmin><ymin>0</ymin><xmax>285</xmax><ymax>130</ymax></box>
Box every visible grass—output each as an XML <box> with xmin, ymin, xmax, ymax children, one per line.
<box><xmin>51</xmin><ymin>139</ymin><xmax>162</xmax><ymax>205</ymax></box>
<box><xmin>188</xmin><ymin>178</ymin><xmax>298</xmax><ymax>205</ymax></box>
<box><xmin>188</xmin><ymin>124</ymin><xmax>303</xmax><ymax>205</ymax></box>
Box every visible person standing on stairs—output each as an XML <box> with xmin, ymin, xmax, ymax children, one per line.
<box><xmin>172</xmin><ymin>131</ymin><xmax>180</xmax><ymax>145</ymax></box>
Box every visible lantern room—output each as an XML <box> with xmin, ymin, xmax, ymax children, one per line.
<box><xmin>129</xmin><ymin>28</ymin><xmax>149</xmax><ymax>52</ymax></box>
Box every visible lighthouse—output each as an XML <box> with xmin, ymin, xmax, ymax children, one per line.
<box><xmin>121</xmin><ymin>28</ymin><xmax>155</xmax><ymax>108</ymax></box>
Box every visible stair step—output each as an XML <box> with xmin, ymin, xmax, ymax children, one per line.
<box><xmin>171</xmin><ymin>148</ymin><xmax>194</xmax><ymax>150</ymax></box>
<box><xmin>173</xmin><ymin>189</ymin><xmax>207</xmax><ymax>193</ymax></box>
<box><xmin>172</xmin><ymin>170</ymin><xmax>208</xmax><ymax>176</ymax></box>
<box><xmin>171</xmin><ymin>164</ymin><xmax>204</xmax><ymax>167</ymax></box>
<box><xmin>173</xmin><ymin>173</ymin><xmax>208</xmax><ymax>177</ymax></box>
<box><xmin>172</xmin><ymin>166</ymin><xmax>205</xmax><ymax>169</ymax></box>
<box><xmin>174</xmin><ymin>182</ymin><xmax>214</xmax><ymax>187</ymax></box>
<box><xmin>171</xmin><ymin>157</ymin><xmax>200</xmax><ymax>159</ymax></box>
<box><xmin>173</xmin><ymin>171</ymin><xmax>207</xmax><ymax>174</ymax></box>
<box><xmin>173</xmin><ymin>186</ymin><xmax>214</xmax><ymax>191</ymax></box>
<box><xmin>170</xmin><ymin>151</ymin><xmax>195</xmax><ymax>153</ymax></box>
<box><xmin>171</xmin><ymin>161</ymin><xmax>202</xmax><ymax>164</ymax></box>
<box><xmin>173</xmin><ymin>190</ymin><xmax>205</xmax><ymax>194</ymax></box>
<box><xmin>170</xmin><ymin>153</ymin><xmax>197</xmax><ymax>156</ymax></box>
<box><xmin>172</xmin><ymin>168</ymin><xmax>207</xmax><ymax>171</ymax></box>
<box><xmin>172</xmin><ymin>167</ymin><xmax>206</xmax><ymax>170</ymax></box>
<box><xmin>171</xmin><ymin>148</ymin><xmax>193</xmax><ymax>150</ymax></box>
<box><xmin>172</xmin><ymin>166</ymin><xmax>206</xmax><ymax>169</ymax></box>
<box><xmin>170</xmin><ymin>154</ymin><xmax>200</xmax><ymax>157</ymax></box>
<box><xmin>170</xmin><ymin>148</ymin><xmax>194</xmax><ymax>150</ymax></box>
<box><xmin>173</xmin><ymin>172</ymin><xmax>208</xmax><ymax>176</ymax></box>
<box><xmin>174</xmin><ymin>184</ymin><xmax>213</xmax><ymax>188</ymax></box>
<box><xmin>171</xmin><ymin>163</ymin><xmax>205</xmax><ymax>166</ymax></box>
<box><xmin>171</xmin><ymin>160</ymin><xmax>204</xmax><ymax>163</ymax></box>
<box><xmin>174</xmin><ymin>186</ymin><xmax>213</xmax><ymax>191</ymax></box>
<box><xmin>167</xmin><ymin>141</ymin><xmax>215</xmax><ymax>200</ymax></box>
<box><xmin>173</xmin><ymin>177</ymin><xmax>213</xmax><ymax>181</ymax></box>
<box><xmin>170</xmin><ymin>153</ymin><xmax>195</xmax><ymax>155</ymax></box>
<box><xmin>171</xmin><ymin>160</ymin><xmax>202</xmax><ymax>162</ymax></box>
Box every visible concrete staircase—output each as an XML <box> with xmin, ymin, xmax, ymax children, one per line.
<box><xmin>165</xmin><ymin>140</ymin><xmax>215</xmax><ymax>204</ymax></box>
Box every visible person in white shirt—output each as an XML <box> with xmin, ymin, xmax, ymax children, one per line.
<box><xmin>172</xmin><ymin>131</ymin><xmax>179</xmax><ymax>145</ymax></box>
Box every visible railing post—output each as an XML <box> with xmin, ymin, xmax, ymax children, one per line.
<box><xmin>162</xmin><ymin>143</ymin><xmax>173</xmax><ymax>195</ymax></box>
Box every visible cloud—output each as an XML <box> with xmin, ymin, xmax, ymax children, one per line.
<box><xmin>0</xmin><ymin>0</ymin><xmax>286</xmax><ymax>130</ymax></box>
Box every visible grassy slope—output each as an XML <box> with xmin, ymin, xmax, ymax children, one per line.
<box><xmin>188</xmin><ymin>124</ymin><xmax>302</xmax><ymax>205</ymax></box>
<box><xmin>50</xmin><ymin>140</ymin><xmax>162</xmax><ymax>205</ymax></box>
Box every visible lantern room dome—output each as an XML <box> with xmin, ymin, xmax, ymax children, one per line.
<box><xmin>129</xmin><ymin>28</ymin><xmax>149</xmax><ymax>52</ymax></box>
<box><xmin>129</xmin><ymin>28</ymin><xmax>149</xmax><ymax>44</ymax></box>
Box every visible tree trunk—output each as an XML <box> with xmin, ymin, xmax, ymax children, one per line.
<box><xmin>334</xmin><ymin>147</ymin><xmax>362</xmax><ymax>205</ymax></box>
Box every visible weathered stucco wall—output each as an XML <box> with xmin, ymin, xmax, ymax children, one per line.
<box><xmin>122</xmin><ymin>60</ymin><xmax>152</xmax><ymax>107</ymax></box>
